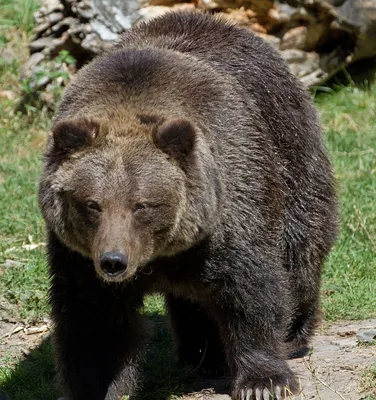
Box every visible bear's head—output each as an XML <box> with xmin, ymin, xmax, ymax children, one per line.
<box><xmin>39</xmin><ymin>113</ymin><xmax>222</xmax><ymax>282</ymax></box>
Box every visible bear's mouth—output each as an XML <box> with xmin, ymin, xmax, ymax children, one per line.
<box><xmin>95</xmin><ymin>265</ymin><xmax>136</xmax><ymax>283</ymax></box>
<box><xmin>94</xmin><ymin>255</ymin><xmax>137</xmax><ymax>283</ymax></box>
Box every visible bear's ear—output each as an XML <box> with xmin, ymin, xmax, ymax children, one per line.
<box><xmin>153</xmin><ymin>118</ymin><xmax>196</xmax><ymax>164</ymax></box>
<box><xmin>51</xmin><ymin>119</ymin><xmax>99</xmax><ymax>154</ymax></box>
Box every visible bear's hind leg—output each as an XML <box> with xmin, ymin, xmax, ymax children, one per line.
<box><xmin>284</xmin><ymin>241</ymin><xmax>326</xmax><ymax>359</ymax></box>
<box><xmin>166</xmin><ymin>295</ymin><xmax>228</xmax><ymax>378</ymax></box>
<box><xmin>286</xmin><ymin>297</ymin><xmax>319</xmax><ymax>359</ymax></box>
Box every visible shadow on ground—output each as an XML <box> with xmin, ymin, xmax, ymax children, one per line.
<box><xmin>313</xmin><ymin>56</ymin><xmax>376</xmax><ymax>94</ymax></box>
<box><xmin>0</xmin><ymin>313</ymin><xmax>230</xmax><ymax>400</ymax></box>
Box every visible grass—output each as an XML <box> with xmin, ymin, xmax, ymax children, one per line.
<box><xmin>0</xmin><ymin>0</ymin><xmax>49</xmax><ymax>321</ymax></box>
<box><xmin>0</xmin><ymin>0</ymin><xmax>376</xmax><ymax>398</ymax></box>
<box><xmin>0</xmin><ymin>0</ymin><xmax>39</xmax><ymax>34</ymax></box>
<box><xmin>316</xmin><ymin>83</ymin><xmax>376</xmax><ymax>320</ymax></box>
<box><xmin>361</xmin><ymin>363</ymin><xmax>376</xmax><ymax>399</ymax></box>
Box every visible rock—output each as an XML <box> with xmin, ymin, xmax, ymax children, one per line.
<box><xmin>48</xmin><ymin>11</ymin><xmax>64</xmax><ymax>24</ymax></box>
<box><xmin>0</xmin><ymin>91</ymin><xmax>16</xmax><ymax>101</ymax></box>
<box><xmin>90</xmin><ymin>0</ymin><xmax>142</xmax><ymax>31</ymax></box>
<box><xmin>200</xmin><ymin>0</ymin><xmax>221</xmax><ymax>10</ymax></box>
<box><xmin>34</xmin><ymin>0</ymin><xmax>64</xmax><ymax>24</ymax></box>
<box><xmin>267</xmin><ymin>6</ymin><xmax>289</xmax><ymax>25</ymax></box>
<box><xmin>357</xmin><ymin>329</ymin><xmax>376</xmax><ymax>344</ymax></box>
<box><xmin>137</xmin><ymin>6</ymin><xmax>172</xmax><ymax>23</ymax></box>
<box><xmin>1</xmin><ymin>260</ymin><xmax>25</xmax><ymax>268</ymax></box>
<box><xmin>21</xmin><ymin>52</ymin><xmax>45</xmax><ymax>79</ymax></box>
<box><xmin>29</xmin><ymin>37</ymin><xmax>56</xmax><ymax>53</ymax></box>
<box><xmin>220</xmin><ymin>8</ymin><xmax>257</xmax><ymax>27</ymax></box>
<box><xmin>137</xmin><ymin>4</ymin><xmax>196</xmax><ymax>24</ymax></box>
<box><xmin>336</xmin><ymin>0</ymin><xmax>376</xmax><ymax>61</ymax></box>
<box><xmin>281</xmin><ymin>49</ymin><xmax>309</xmax><ymax>63</ymax></box>
<box><xmin>81</xmin><ymin>32</ymin><xmax>107</xmax><ymax>54</ymax></box>
<box><xmin>146</xmin><ymin>0</ymin><xmax>186</xmax><ymax>5</ymax></box>
<box><xmin>281</xmin><ymin>26</ymin><xmax>308</xmax><ymax>50</ymax></box>
<box><xmin>255</xmin><ymin>33</ymin><xmax>281</xmax><ymax>49</ymax></box>
<box><xmin>23</xmin><ymin>0</ymin><xmax>376</xmax><ymax>103</ymax></box>
<box><xmin>0</xmin><ymin>45</ymin><xmax>17</xmax><ymax>63</ymax></box>
<box><xmin>250</xmin><ymin>22</ymin><xmax>267</xmax><ymax>33</ymax></box>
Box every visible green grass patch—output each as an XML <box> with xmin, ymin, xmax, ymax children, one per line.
<box><xmin>0</xmin><ymin>106</ymin><xmax>50</xmax><ymax>321</ymax></box>
<box><xmin>361</xmin><ymin>363</ymin><xmax>376</xmax><ymax>399</ymax></box>
<box><xmin>0</xmin><ymin>0</ymin><xmax>39</xmax><ymax>33</ymax></box>
<box><xmin>0</xmin><ymin>338</ymin><xmax>56</xmax><ymax>400</ymax></box>
<box><xmin>317</xmin><ymin>85</ymin><xmax>376</xmax><ymax>320</ymax></box>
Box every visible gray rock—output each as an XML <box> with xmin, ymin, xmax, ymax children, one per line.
<box><xmin>48</xmin><ymin>11</ymin><xmax>64</xmax><ymax>25</ymax></box>
<box><xmin>21</xmin><ymin>52</ymin><xmax>45</xmax><ymax>79</ymax></box>
<box><xmin>1</xmin><ymin>260</ymin><xmax>25</xmax><ymax>268</ymax></box>
<box><xmin>357</xmin><ymin>329</ymin><xmax>376</xmax><ymax>343</ymax></box>
<box><xmin>29</xmin><ymin>37</ymin><xmax>55</xmax><ymax>53</ymax></box>
<box><xmin>91</xmin><ymin>0</ymin><xmax>142</xmax><ymax>31</ymax></box>
<box><xmin>0</xmin><ymin>46</ymin><xmax>17</xmax><ymax>63</ymax></box>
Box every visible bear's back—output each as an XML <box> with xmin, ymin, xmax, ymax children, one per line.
<box><xmin>120</xmin><ymin>12</ymin><xmax>322</xmax><ymax>162</ymax></box>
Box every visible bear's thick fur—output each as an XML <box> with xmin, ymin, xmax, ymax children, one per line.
<box><xmin>39</xmin><ymin>11</ymin><xmax>338</xmax><ymax>400</ymax></box>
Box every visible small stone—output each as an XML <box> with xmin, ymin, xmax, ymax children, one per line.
<box><xmin>145</xmin><ymin>0</ymin><xmax>183</xmax><ymax>5</ymax></box>
<box><xmin>281</xmin><ymin>49</ymin><xmax>307</xmax><ymax>63</ymax></box>
<box><xmin>0</xmin><ymin>46</ymin><xmax>17</xmax><ymax>63</ymax></box>
<box><xmin>357</xmin><ymin>329</ymin><xmax>376</xmax><ymax>343</ymax></box>
<box><xmin>48</xmin><ymin>11</ymin><xmax>64</xmax><ymax>25</ymax></box>
<box><xmin>331</xmin><ymin>337</ymin><xmax>357</xmax><ymax>348</ymax></box>
<box><xmin>267</xmin><ymin>7</ymin><xmax>289</xmax><ymax>25</ymax></box>
<box><xmin>21</xmin><ymin>52</ymin><xmax>45</xmax><ymax>79</ymax></box>
<box><xmin>2</xmin><ymin>260</ymin><xmax>25</xmax><ymax>268</ymax></box>
<box><xmin>256</xmin><ymin>33</ymin><xmax>281</xmax><ymax>49</ymax></box>
<box><xmin>29</xmin><ymin>37</ymin><xmax>55</xmax><ymax>53</ymax></box>
<box><xmin>250</xmin><ymin>23</ymin><xmax>267</xmax><ymax>34</ymax></box>
<box><xmin>281</xmin><ymin>26</ymin><xmax>308</xmax><ymax>50</ymax></box>
<box><xmin>81</xmin><ymin>33</ymin><xmax>106</xmax><ymax>54</ymax></box>
<box><xmin>220</xmin><ymin>8</ymin><xmax>256</xmax><ymax>26</ymax></box>
<box><xmin>137</xmin><ymin>6</ymin><xmax>172</xmax><ymax>24</ymax></box>
<box><xmin>0</xmin><ymin>91</ymin><xmax>16</xmax><ymax>100</ymax></box>
<box><xmin>34</xmin><ymin>21</ymin><xmax>51</xmax><ymax>34</ymax></box>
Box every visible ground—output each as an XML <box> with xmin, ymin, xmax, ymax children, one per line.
<box><xmin>1</xmin><ymin>306</ymin><xmax>375</xmax><ymax>400</ymax></box>
<box><xmin>182</xmin><ymin>318</ymin><xmax>376</xmax><ymax>400</ymax></box>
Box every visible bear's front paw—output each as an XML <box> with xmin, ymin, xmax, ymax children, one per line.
<box><xmin>233</xmin><ymin>373</ymin><xmax>299</xmax><ymax>400</ymax></box>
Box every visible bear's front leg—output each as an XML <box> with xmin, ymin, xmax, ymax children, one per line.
<box><xmin>48</xmin><ymin>232</ymin><xmax>146</xmax><ymax>400</ymax></box>
<box><xmin>210</xmin><ymin>258</ymin><xmax>299</xmax><ymax>399</ymax></box>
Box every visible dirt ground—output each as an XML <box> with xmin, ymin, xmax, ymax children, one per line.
<box><xmin>1</xmin><ymin>296</ymin><xmax>375</xmax><ymax>400</ymax></box>
<box><xmin>183</xmin><ymin>320</ymin><xmax>376</xmax><ymax>400</ymax></box>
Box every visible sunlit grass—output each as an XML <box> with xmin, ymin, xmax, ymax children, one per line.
<box><xmin>316</xmin><ymin>85</ymin><xmax>376</xmax><ymax>320</ymax></box>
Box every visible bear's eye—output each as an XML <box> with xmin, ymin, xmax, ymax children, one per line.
<box><xmin>133</xmin><ymin>203</ymin><xmax>147</xmax><ymax>213</ymax></box>
<box><xmin>86</xmin><ymin>200</ymin><xmax>102</xmax><ymax>213</ymax></box>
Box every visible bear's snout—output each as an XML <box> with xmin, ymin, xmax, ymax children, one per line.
<box><xmin>99</xmin><ymin>251</ymin><xmax>128</xmax><ymax>277</ymax></box>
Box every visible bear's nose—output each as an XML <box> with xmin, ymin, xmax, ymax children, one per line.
<box><xmin>100</xmin><ymin>251</ymin><xmax>128</xmax><ymax>277</ymax></box>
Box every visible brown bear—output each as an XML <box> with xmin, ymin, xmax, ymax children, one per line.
<box><xmin>39</xmin><ymin>11</ymin><xmax>338</xmax><ymax>400</ymax></box>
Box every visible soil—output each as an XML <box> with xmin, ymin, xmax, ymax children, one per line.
<box><xmin>1</xmin><ymin>296</ymin><xmax>375</xmax><ymax>400</ymax></box>
<box><xmin>0</xmin><ymin>296</ymin><xmax>51</xmax><ymax>365</ymax></box>
<box><xmin>183</xmin><ymin>320</ymin><xmax>376</xmax><ymax>400</ymax></box>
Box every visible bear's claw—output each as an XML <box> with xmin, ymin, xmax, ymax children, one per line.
<box><xmin>238</xmin><ymin>382</ymin><xmax>290</xmax><ymax>399</ymax></box>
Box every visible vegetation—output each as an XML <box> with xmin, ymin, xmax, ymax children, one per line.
<box><xmin>0</xmin><ymin>0</ymin><xmax>375</xmax><ymax>398</ymax></box>
<box><xmin>317</xmin><ymin>82</ymin><xmax>376</xmax><ymax>320</ymax></box>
